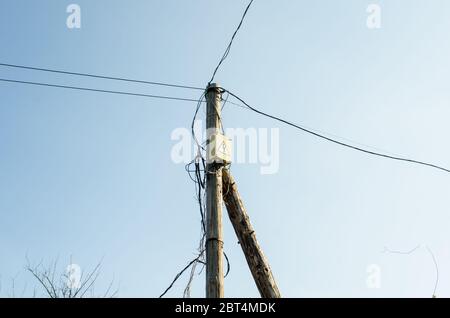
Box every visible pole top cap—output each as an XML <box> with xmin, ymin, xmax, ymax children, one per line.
<box><xmin>206</xmin><ymin>82</ymin><xmax>221</xmax><ymax>90</ymax></box>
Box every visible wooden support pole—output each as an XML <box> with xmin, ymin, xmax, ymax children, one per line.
<box><xmin>222</xmin><ymin>168</ymin><xmax>281</xmax><ymax>298</ymax></box>
<box><xmin>205</xmin><ymin>83</ymin><xmax>224</xmax><ymax>298</ymax></box>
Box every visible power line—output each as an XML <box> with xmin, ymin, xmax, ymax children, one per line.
<box><xmin>225</xmin><ymin>89</ymin><xmax>450</xmax><ymax>174</ymax></box>
<box><xmin>224</xmin><ymin>96</ymin><xmax>402</xmax><ymax>156</ymax></box>
<box><xmin>0</xmin><ymin>77</ymin><xmax>252</xmax><ymax>110</ymax></box>
<box><xmin>208</xmin><ymin>0</ymin><xmax>254</xmax><ymax>85</ymax></box>
<box><xmin>0</xmin><ymin>78</ymin><xmax>201</xmax><ymax>103</ymax></box>
<box><xmin>0</xmin><ymin>62</ymin><xmax>204</xmax><ymax>91</ymax></box>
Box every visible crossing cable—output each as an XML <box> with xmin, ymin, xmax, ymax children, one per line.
<box><xmin>208</xmin><ymin>0</ymin><xmax>254</xmax><ymax>85</ymax></box>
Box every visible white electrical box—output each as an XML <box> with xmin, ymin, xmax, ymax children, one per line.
<box><xmin>206</xmin><ymin>133</ymin><xmax>232</xmax><ymax>164</ymax></box>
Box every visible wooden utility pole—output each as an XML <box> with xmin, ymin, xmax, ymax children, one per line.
<box><xmin>222</xmin><ymin>168</ymin><xmax>281</xmax><ymax>298</ymax></box>
<box><xmin>205</xmin><ymin>83</ymin><xmax>224</xmax><ymax>298</ymax></box>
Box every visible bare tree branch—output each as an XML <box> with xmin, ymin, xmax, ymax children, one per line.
<box><xmin>26</xmin><ymin>257</ymin><xmax>117</xmax><ymax>298</ymax></box>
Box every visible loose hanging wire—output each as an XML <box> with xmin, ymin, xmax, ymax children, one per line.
<box><xmin>383</xmin><ymin>244</ymin><xmax>439</xmax><ymax>297</ymax></box>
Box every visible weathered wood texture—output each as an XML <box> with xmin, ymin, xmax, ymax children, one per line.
<box><xmin>222</xmin><ymin>169</ymin><xmax>281</xmax><ymax>298</ymax></box>
<box><xmin>205</xmin><ymin>84</ymin><xmax>224</xmax><ymax>298</ymax></box>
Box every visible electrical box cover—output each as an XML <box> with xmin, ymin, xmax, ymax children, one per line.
<box><xmin>206</xmin><ymin>133</ymin><xmax>232</xmax><ymax>164</ymax></box>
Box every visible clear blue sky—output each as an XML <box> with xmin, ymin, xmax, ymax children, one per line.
<box><xmin>1</xmin><ymin>0</ymin><xmax>450</xmax><ymax>298</ymax></box>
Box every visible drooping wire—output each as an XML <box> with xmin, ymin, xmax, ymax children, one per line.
<box><xmin>0</xmin><ymin>62</ymin><xmax>204</xmax><ymax>91</ymax></box>
<box><xmin>0</xmin><ymin>78</ymin><xmax>202</xmax><ymax>103</ymax></box>
<box><xmin>383</xmin><ymin>244</ymin><xmax>439</xmax><ymax>297</ymax></box>
<box><xmin>162</xmin><ymin>159</ymin><xmax>206</xmax><ymax>298</ymax></box>
<box><xmin>426</xmin><ymin>246</ymin><xmax>439</xmax><ymax>298</ymax></box>
<box><xmin>223</xmin><ymin>252</ymin><xmax>231</xmax><ymax>278</ymax></box>
<box><xmin>208</xmin><ymin>0</ymin><xmax>255</xmax><ymax>85</ymax></box>
<box><xmin>192</xmin><ymin>92</ymin><xmax>207</xmax><ymax>152</ymax></box>
<box><xmin>158</xmin><ymin>253</ymin><xmax>205</xmax><ymax>298</ymax></box>
<box><xmin>382</xmin><ymin>245</ymin><xmax>421</xmax><ymax>255</ymax></box>
<box><xmin>225</xmin><ymin>89</ymin><xmax>450</xmax><ymax>174</ymax></box>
